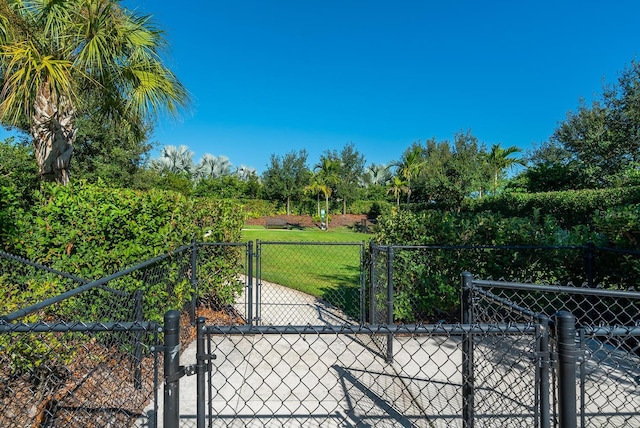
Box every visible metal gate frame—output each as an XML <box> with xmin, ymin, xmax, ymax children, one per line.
<box><xmin>251</xmin><ymin>240</ymin><xmax>366</xmax><ymax>326</ymax></box>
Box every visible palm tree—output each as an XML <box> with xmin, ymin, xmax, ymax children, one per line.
<box><xmin>387</xmin><ymin>176</ymin><xmax>409</xmax><ymax>207</ymax></box>
<box><xmin>485</xmin><ymin>143</ymin><xmax>525</xmax><ymax>194</ymax></box>
<box><xmin>0</xmin><ymin>0</ymin><xmax>188</xmax><ymax>184</ymax></box>
<box><xmin>304</xmin><ymin>179</ymin><xmax>322</xmax><ymax>218</ymax></box>
<box><xmin>196</xmin><ymin>154</ymin><xmax>231</xmax><ymax>179</ymax></box>
<box><xmin>235</xmin><ymin>164</ymin><xmax>257</xmax><ymax>181</ymax></box>
<box><xmin>314</xmin><ymin>157</ymin><xmax>340</xmax><ymax>230</ymax></box>
<box><xmin>366</xmin><ymin>163</ymin><xmax>391</xmax><ymax>186</ymax></box>
<box><xmin>150</xmin><ymin>145</ymin><xmax>194</xmax><ymax>176</ymax></box>
<box><xmin>392</xmin><ymin>145</ymin><xmax>425</xmax><ymax>205</ymax></box>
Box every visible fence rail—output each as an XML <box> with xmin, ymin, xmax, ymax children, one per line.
<box><xmin>2</xmin><ymin>242</ymin><xmax>640</xmax><ymax>427</ymax></box>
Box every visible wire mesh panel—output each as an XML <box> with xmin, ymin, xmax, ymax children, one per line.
<box><xmin>195</xmin><ymin>242</ymin><xmax>248</xmax><ymax>318</ymax></box>
<box><xmin>199</xmin><ymin>324</ymin><xmax>541</xmax><ymax>428</ymax></box>
<box><xmin>578</xmin><ymin>327</ymin><xmax>640</xmax><ymax>428</ymax></box>
<box><xmin>468</xmin><ymin>277</ymin><xmax>640</xmax><ymax>427</ymax></box>
<box><xmin>255</xmin><ymin>242</ymin><xmax>364</xmax><ymax>326</ymax></box>
<box><xmin>370</xmin><ymin>244</ymin><xmax>592</xmax><ymax>324</ymax></box>
<box><xmin>0</xmin><ymin>322</ymin><xmax>160</xmax><ymax>428</ymax></box>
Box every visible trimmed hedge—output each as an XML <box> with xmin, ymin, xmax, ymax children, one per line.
<box><xmin>462</xmin><ymin>186</ymin><xmax>640</xmax><ymax>228</ymax></box>
<box><xmin>373</xmin><ymin>210</ymin><xmax>602</xmax><ymax>322</ymax></box>
<box><xmin>9</xmin><ymin>182</ymin><xmax>246</xmax><ymax>321</ymax></box>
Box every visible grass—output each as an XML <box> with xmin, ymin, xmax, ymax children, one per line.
<box><xmin>241</xmin><ymin>226</ymin><xmax>371</xmax><ymax>318</ymax></box>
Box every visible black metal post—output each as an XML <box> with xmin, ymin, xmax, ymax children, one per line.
<box><xmin>537</xmin><ymin>316</ymin><xmax>551</xmax><ymax>428</ymax></box>
<box><xmin>255</xmin><ymin>239</ymin><xmax>262</xmax><ymax>325</ymax></box>
<box><xmin>133</xmin><ymin>290</ymin><xmax>144</xmax><ymax>390</ymax></box>
<box><xmin>584</xmin><ymin>242</ymin><xmax>595</xmax><ymax>288</ymax></box>
<box><xmin>164</xmin><ymin>310</ymin><xmax>181</xmax><ymax>428</ymax></box>
<box><xmin>386</xmin><ymin>246</ymin><xmax>394</xmax><ymax>363</ymax></box>
<box><xmin>359</xmin><ymin>241</ymin><xmax>366</xmax><ymax>325</ymax></box>
<box><xmin>190</xmin><ymin>239</ymin><xmax>198</xmax><ymax>324</ymax></box>
<box><xmin>369</xmin><ymin>241</ymin><xmax>377</xmax><ymax>325</ymax></box>
<box><xmin>461</xmin><ymin>271</ymin><xmax>474</xmax><ymax>428</ymax></box>
<box><xmin>196</xmin><ymin>316</ymin><xmax>206</xmax><ymax>428</ymax></box>
<box><xmin>247</xmin><ymin>241</ymin><xmax>254</xmax><ymax>326</ymax></box>
<box><xmin>555</xmin><ymin>311</ymin><xmax>577</xmax><ymax>428</ymax></box>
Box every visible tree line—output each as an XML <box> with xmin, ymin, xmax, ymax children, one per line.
<box><xmin>2</xmin><ymin>0</ymin><xmax>640</xmax><ymax>221</ymax></box>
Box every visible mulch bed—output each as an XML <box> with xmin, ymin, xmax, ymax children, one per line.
<box><xmin>0</xmin><ymin>307</ymin><xmax>242</xmax><ymax>428</ymax></box>
<box><xmin>246</xmin><ymin>214</ymin><xmax>368</xmax><ymax>229</ymax></box>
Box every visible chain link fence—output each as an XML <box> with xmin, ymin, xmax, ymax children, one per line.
<box><xmin>3</xmin><ymin>241</ymin><xmax>640</xmax><ymax>427</ymax></box>
<box><xmin>465</xmin><ymin>274</ymin><xmax>640</xmax><ymax>428</ymax></box>
<box><xmin>253</xmin><ymin>241</ymin><xmax>365</xmax><ymax>325</ymax></box>
<box><xmin>368</xmin><ymin>243</ymin><xmax>640</xmax><ymax>324</ymax></box>
<box><xmin>170</xmin><ymin>321</ymin><xmax>541</xmax><ymax>428</ymax></box>
<box><xmin>0</xmin><ymin>242</ymin><xmax>246</xmax><ymax>427</ymax></box>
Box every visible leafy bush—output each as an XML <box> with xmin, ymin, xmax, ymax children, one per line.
<box><xmin>242</xmin><ymin>199</ymin><xmax>279</xmax><ymax>218</ymax></box>
<box><xmin>463</xmin><ymin>186</ymin><xmax>640</xmax><ymax>228</ymax></box>
<box><xmin>10</xmin><ymin>182</ymin><xmax>245</xmax><ymax>322</ymax></box>
<box><xmin>373</xmin><ymin>210</ymin><xmax>600</xmax><ymax>321</ymax></box>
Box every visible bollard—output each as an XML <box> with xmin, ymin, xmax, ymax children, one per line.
<box><xmin>554</xmin><ymin>311</ymin><xmax>577</xmax><ymax>428</ymax></box>
<box><xmin>164</xmin><ymin>310</ymin><xmax>181</xmax><ymax>428</ymax></box>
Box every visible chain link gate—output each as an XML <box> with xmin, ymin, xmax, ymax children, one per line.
<box><xmin>249</xmin><ymin>240</ymin><xmax>366</xmax><ymax>326</ymax></box>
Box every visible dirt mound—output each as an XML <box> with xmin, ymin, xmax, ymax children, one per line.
<box><xmin>246</xmin><ymin>214</ymin><xmax>368</xmax><ymax>229</ymax></box>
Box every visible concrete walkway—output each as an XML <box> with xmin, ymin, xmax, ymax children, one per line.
<box><xmin>135</xmin><ymin>280</ymin><xmax>640</xmax><ymax>427</ymax></box>
<box><xmin>136</xmin><ymin>280</ymin><xmax>449</xmax><ymax>427</ymax></box>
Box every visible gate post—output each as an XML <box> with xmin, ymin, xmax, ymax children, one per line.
<box><xmin>164</xmin><ymin>310</ymin><xmax>181</xmax><ymax>428</ymax></box>
<box><xmin>537</xmin><ymin>316</ymin><xmax>551</xmax><ymax>428</ymax></box>
<box><xmin>256</xmin><ymin>239</ymin><xmax>262</xmax><ymax>325</ymax></box>
<box><xmin>247</xmin><ymin>241</ymin><xmax>254</xmax><ymax>326</ymax></box>
<box><xmin>461</xmin><ymin>272</ymin><xmax>474</xmax><ymax>428</ymax></box>
<box><xmin>196</xmin><ymin>316</ymin><xmax>207</xmax><ymax>428</ymax></box>
<box><xmin>369</xmin><ymin>241</ymin><xmax>377</xmax><ymax>325</ymax></box>
<box><xmin>554</xmin><ymin>311</ymin><xmax>577</xmax><ymax>428</ymax></box>
<box><xmin>190</xmin><ymin>238</ymin><xmax>198</xmax><ymax>324</ymax></box>
<box><xmin>386</xmin><ymin>246</ymin><xmax>394</xmax><ymax>363</ymax></box>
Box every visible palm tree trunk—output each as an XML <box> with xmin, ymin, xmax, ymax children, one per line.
<box><xmin>31</xmin><ymin>84</ymin><xmax>75</xmax><ymax>185</ymax></box>
<box><xmin>325</xmin><ymin>195</ymin><xmax>330</xmax><ymax>230</ymax></box>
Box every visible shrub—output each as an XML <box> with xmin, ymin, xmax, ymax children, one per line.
<box><xmin>372</xmin><ymin>210</ymin><xmax>600</xmax><ymax>321</ymax></box>
<box><xmin>463</xmin><ymin>186</ymin><xmax>640</xmax><ymax>228</ymax></box>
<box><xmin>11</xmin><ymin>182</ymin><xmax>245</xmax><ymax>322</ymax></box>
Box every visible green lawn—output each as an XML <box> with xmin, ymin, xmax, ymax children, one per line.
<box><xmin>241</xmin><ymin>227</ymin><xmax>371</xmax><ymax>318</ymax></box>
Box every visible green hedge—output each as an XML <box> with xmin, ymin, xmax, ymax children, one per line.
<box><xmin>373</xmin><ymin>210</ymin><xmax>602</xmax><ymax>322</ymax></box>
<box><xmin>8</xmin><ymin>182</ymin><xmax>245</xmax><ymax>321</ymax></box>
<box><xmin>463</xmin><ymin>186</ymin><xmax>640</xmax><ymax>228</ymax></box>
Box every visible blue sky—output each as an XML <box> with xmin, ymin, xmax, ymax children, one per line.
<box><xmin>4</xmin><ymin>1</ymin><xmax>640</xmax><ymax>174</ymax></box>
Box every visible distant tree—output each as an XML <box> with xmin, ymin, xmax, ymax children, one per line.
<box><xmin>387</xmin><ymin>176</ymin><xmax>409</xmax><ymax>207</ymax></box>
<box><xmin>365</xmin><ymin>163</ymin><xmax>392</xmax><ymax>186</ymax></box>
<box><xmin>484</xmin><ymin>143</ymin><xmax>525</xmax><ymax>194</ymax></box>
<box><xmin>196</xmin><ymin>154</ymin><xmax>232</xmax><ymax>180</ymax></box>
<box><xmin>0</xmin><ymin>0</ymin><xmax>188</xmax><ymax>184</ymax></box>
<box><xmin>262</xmin><ymin>150</ymin><xmax>309</xmax><ymax>215</ymax></box>
<box><xmin>413</xmin><ymin>131</ymin><xmax>486</xmax><ymax>210</ymax></box>
<box><xmin>393</xmin><ymin>144</ymin><xmax>425</xmax><ymax>205</ymax></box>
<box><xmin>530</xmin><ymin>60</ymin><xmax>640</xmax><ymax>189</ymax></box>
<box><xmin>314</xmin><ymin>156</ymin><xmax>341</xmax><ymax>228</ymax></box>
<box><xmin>327</xmin><ymin>143</ymin><xmax>366</xmax><ymax>214</ymax></box>
<box><xmin>235</xmin><ymin>165</ymin><xmax>258</xmax><ymax>181</ymax></box>
<box><xmin>150</xmin><ymin>145</ymin><xmax>195</xmax><ymax>177</ymax></box>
